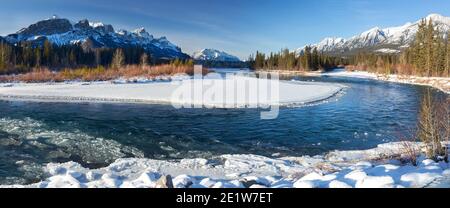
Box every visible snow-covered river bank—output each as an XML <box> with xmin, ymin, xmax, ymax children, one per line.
<box><xmin>2</xmin><ymin>142</ymin><xmax>449</xmax><ymax>188</ymax></box>
<box><xmin>257</xmin><ymin>68</ymin><xmax>450</xmax><ymax>93</ymax></box>
<box><xmin>321</xmin><ymin>69</ymin><xmax>450</xmax><ymax>94</ymax></box>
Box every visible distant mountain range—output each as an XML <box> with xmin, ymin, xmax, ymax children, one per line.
<box><xmin>1</xmin><ymin>15</ymin><xmax>189</xmax><ymax>60</ymax></box>
<box><xmin>192</xmin><ymin>49</ymin><xmax>241</xmax><ymax>62</ymax></box>
<box><xmin>3</xmin><ymin>14</ymin><xmax>447</xmax><ymax>62</ymax></box>
<box><xmin>297</xmin><ymin>13</ymin><xmax>450</xmax><ymax>56</ymax></box>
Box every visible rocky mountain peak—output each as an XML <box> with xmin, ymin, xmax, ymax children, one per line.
<box><xmin>17</xmin><ymin>18</ymin><xmax>73</xmax><ymax>38</ymax></box>
<box><xmin>193</xmin><ymin>49</ymin><xmax>241</xmax><ymax>62</ymax></box>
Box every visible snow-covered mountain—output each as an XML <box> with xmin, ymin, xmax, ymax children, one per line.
<box><xmin>2</xmin><ymin>15</ymin><xmax>189</xmax><ymax>60</ymax></box>
<box><xmin>297</xmin><ymin>13</ymin><xmax>450</xmax><ymax>55</ymax></box>
<box><xmin>193</xmin><ymin>49</ymin><xmax>241</xmax><ymax>62</ymax></box>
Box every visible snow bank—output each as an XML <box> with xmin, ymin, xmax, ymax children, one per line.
<box><xmin>322</xmin><ymin>69</ymin><xmax>450</xmax><ymax>93</ymax></box>
<box><xmin>0</xmin><ymin>76</ymin><xmax>343</xmax><ymax>107</ymax></box>
<box><xmin>3</xmin><ymin>142</ymin><xmax>448</xmax><ymax>188</ymax></box>
<box><xmin>322</xmin><ymin>69</ymin><xmax>378</xmax><ymax>79</ymax></box>
<box><xmin>374</xmin><ymin>48</ymin><xmax>401</xmax><ymax>54</ymax></box>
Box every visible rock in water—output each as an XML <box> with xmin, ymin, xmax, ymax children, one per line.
<box><xmin>155</xmin><ymin>175</ymin><xmax>174</xmax><ymax>188</ymax></box>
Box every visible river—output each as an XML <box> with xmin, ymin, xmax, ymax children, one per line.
<box><xmin>0</xmin><ymin>68</ymin><xmax>447</xmax><ymax>185</ymax></box>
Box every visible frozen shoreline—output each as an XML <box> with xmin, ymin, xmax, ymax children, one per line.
<box><xmin>257</xmin><ymin>69</ymin><xmax>450</xmax><ymax>93</ymax></box>
<box><xmin>323</xmin><ymin>69</ymin><xmax>450</xmax><ymax>93</ymax></box>
<box><xmin>2</xmin><ymin>142</ymin><xmax>448</xmax><ymax>188</ymax></box>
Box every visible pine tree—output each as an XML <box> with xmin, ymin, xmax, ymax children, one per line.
<box><xmin>435</xmin><ymin>36</ymin><xmax>446</xmax><ymax>76</ymax></box>
<box><xmin>22</xmin><ymin>45</ymin><xmax>33</xmax><ymax>67</ymax></box>
<box><xmin>185</xmin><ymin>59</ymin><xmax>194</xmax><ymax>67</ymax></box>
<box><xmin>43</xmin><ymin>40</ymin><xmax>52</xmax><ymax>66</ymax></box>
<box><xmin>254</xmin><ymin>51</ymin><xmax>265</xmax><ymax>69</ymax></box>
<box><xmin>69</xmin><ymin>50</ymin><xmax>76</xmax><ymax>66</ymax></box>
<box><xmin>303</xmin><ymin>47</ymin><xmax>311</xmax><ymax>70</ymax></box>
<box><xmin>0</xmin><ymin>42</ymin><xmax>11</xmax><ymax>72</ymax></box>
<box><xmin>412</xmin><ymin>19</ymin><xmax>427</xmax><ymax>75</ymax></box>
<box><xmin>446</xmin><ymin>33</ymin><xmax>450</xmax><ymax>77</ymax></box>
<box><xmin>312</xmin><ymin>47</ymin><xmax>319</xmax><ymax>70</ymax></box>
<box><xmin>34</xmin><ymin>48</ymin><xmax>41</xmax><ymax>67</ymax></box>
<box><xmin>95</xmin><ymin>49</ymin><xmax>101</xmax><ymax>66</ymax></box>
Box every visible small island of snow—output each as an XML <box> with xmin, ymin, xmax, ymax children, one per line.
<box><xmin>0</xmin><ymin>75</ymin><xmax>343</xmax><ymax>107</ymax></box>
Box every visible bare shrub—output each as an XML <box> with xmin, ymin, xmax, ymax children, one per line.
<box><xmin>400</xmin><ymin>141</ymin><xmax>420</xmax><ymax>166</ymax></box>
<box><xmin>395</xmin><ymin>128</ymin><xmax>421</xmax><ymax>166</ymax></box>
<box><xmin>416</xmin><ymin>89</ymin><xmax>448</xmax><ymax>161</ymax></box>
<box><xmin>435</xmin><ymin>97</ymin><xmax>450</xmax><ymax>162</ymax></box>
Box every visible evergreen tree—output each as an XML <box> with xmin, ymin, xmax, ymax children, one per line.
<box><xmin>312</xmin><ymin>47</ymin><xmax>319</xmax><ymax>70</ymax></box>
<box><xmin>185</xmin><ymin>59</ymin><xmax>194</xmax><ymax>67</ymax></box>
<box><xmin>95</xmin><ymin>49</ymin><xmax>101</xmax><ymax>66</ymax></box>
<box><xmin>69</xmin><ymin>50</ymin><xmax>76</xmax><ymax>66</ymax></box>
<box><xmin>43</xmin><ymin>40</ymin><xmax>52</xmax><ymax>66</ymax></box>
<box><xmin>254</xmin><ymin>51</ymin><xmax>265</xmax><ymax>69</ymax></box>
<box><xmin>34</xmin><ymin>48</ymin><xmax>41</xmax><ymax>67</ymax></box>
<box><xmin>446</xmin><ymin>34</ymin><xmax>450</xmax><ymax>77</ymax></box>
<box><xmin>303</xmin><ymin>46</ymin><xmax>311</xmax><ymax>70</ymax></box>
<box><xmin>425</xmin><ymin>19</ymin><xmax>438</xmax><ymax>76</ymax></box>
<box><xmin>0</xmin><ymin>42</ymin><xmax>12</xmax><ymax>72</ymax></box>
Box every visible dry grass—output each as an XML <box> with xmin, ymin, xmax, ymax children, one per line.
<box><xmin>0</xmin><ymin>64</ymin><xmax>209</xmax><ymax>83</ymax></box>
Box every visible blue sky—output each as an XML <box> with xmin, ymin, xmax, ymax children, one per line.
<box><xmin>0</xmin><ymin>0</ymin><xmax>449</xmax><ymax>59</ymax></box>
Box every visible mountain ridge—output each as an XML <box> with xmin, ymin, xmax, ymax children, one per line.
<box><xmin>1</xmin><ymin>15</ymin><xmax>190</xmax><ymax>60</ymax></box>
<box><xmin>297</xmin><ymin>13</ymin><xmax>450</xmax><ymax>55</ymax></box>
<box><xmin>193</xmin><ymin>48</ymin><xmax>241</xmax><ymax>62</ymax></box>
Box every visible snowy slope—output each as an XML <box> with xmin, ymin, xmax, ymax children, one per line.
<box><xmin>193</xmin><ymin>49</ymin><xmax>241</xmax><ymax>62</ymax></box>
<box><xmin>297</xmin><ymin>13</ymin><xmax>450</xmax><ymax>55</ymax></box>
<box><xmin>2</xmin><ymin>16</ymin><xmax>189</xmax><ymax>59</ymax></box>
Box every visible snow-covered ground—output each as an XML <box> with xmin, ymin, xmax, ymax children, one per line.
<box><xmin>322</xmin><ymin>69</ymin><xmax>450</xmax><ymax>93</ymax></box>
<box><xmin>0</xmin><ymin>74</ymin><xmax>343</xmax><ymax>107</ymax></box>
<box><xmin>2</xmin><ymin>142</ymin><xmax>448</xmax><ymax>188</ymax></box>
